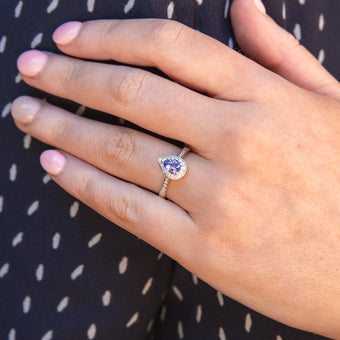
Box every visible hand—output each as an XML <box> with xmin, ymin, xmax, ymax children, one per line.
<box><xmin>11</xmin><ymin>0</ymin><xmax>340</xmax><ymax>337</ymax></box>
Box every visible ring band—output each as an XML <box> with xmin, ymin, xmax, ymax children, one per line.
<box><xmin>158</xmin><ymin>147</ymin><xmax>190</xmax><ymax>199</ymax></box>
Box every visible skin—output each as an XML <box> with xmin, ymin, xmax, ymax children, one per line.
<box><xmin>10</xmin><ymin>0</ymin><xmax>340</xmax><ymax>337</ymax></box>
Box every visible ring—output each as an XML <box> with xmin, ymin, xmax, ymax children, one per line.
<box><xmin>158</xmin><ymin>147</ymin><xmax>190</xmax><ymax>199</ymax></box>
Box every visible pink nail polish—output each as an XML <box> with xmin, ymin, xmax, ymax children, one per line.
<box><xmin>40</xmin><ymin>150</ymin><xmax>66</xmax><ymax>176</ymax></box>
<box><xmin>52</xmin><ymin>21</ymin><xmax>82</xmax><ymax>45</ymax></box>
<box><xmin>17</xmin><ymin>50</ymin><xmax>48</xmax><ymax>77</ymax></box>
<box><xmin>11</xmin><ymin>96</ymin><xmax>41</xmax><ymax>125</ymax></box>
<box><xmin>253</xmin><ymin>0</ymin><xmax>266</xmax><ymax>14</ymax></box>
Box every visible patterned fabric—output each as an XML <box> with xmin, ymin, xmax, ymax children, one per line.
<box><xmin>0</xmin><ymin>0</ymin><xmax>338</xmax><ymax>339</ymax></box>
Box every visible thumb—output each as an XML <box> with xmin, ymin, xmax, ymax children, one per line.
<box><xmin>230</xmin><ymin>0</ymin><xmax>340</xmax><ymax>99</ymax></box>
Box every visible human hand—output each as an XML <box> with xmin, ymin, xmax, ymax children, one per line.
<box><xmin>11</xmin><ymin>0</ymin><xmax>340</xmax><ymax>337</ymax></box>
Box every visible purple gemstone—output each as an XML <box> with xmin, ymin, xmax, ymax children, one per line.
<box><xmin>163</xmin><ymin>158</ymin><xmax>181</xmax><ymax>174</ymax></box>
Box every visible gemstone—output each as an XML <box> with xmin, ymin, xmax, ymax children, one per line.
<box><xmin>163</xmin><ymin>158</ymin><xmax>181</xmax><ymax>174</ymax></box>
<box><xmin>158</xmin><ymin>155</ymin><xmax>188</xmax><ymax>180</ymax></box>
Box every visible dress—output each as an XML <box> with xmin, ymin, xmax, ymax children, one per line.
<box><xmin>0</xmin><ymin>0</ymin><xmax>338</xmax><ymax>339</ymax></box>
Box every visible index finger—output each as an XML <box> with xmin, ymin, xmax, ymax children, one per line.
<box><xmin>53</xmin><ymin>19</ymin><xmax>281</xmax><ymax>101</ymax></box>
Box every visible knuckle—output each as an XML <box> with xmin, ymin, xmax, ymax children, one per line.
<box><xmin>151</xmin><ymin>20</ymin><xmax>187</xmax><ymax>51</ymax></box>
<box><xmin>74</xmin><ymin>171</ymin><xmax>93</xmax><ymax>199</ymax></box>
<box><xmin>52</xmin><ymin>117</ymin><xmax>71</xmax><ymax>143</ymax></box>
<box><xmin>101</xmin><ymin>20</ymin><xmax>120</xmax><ymax>43</ymax></box>
<box><xmin>106</xmin><ymin>191</ymin><xmax>138</xmax><ymax>223</ymax></box>
<box><xmin>60</xmin><ymin>59</ymin><xmax>84</xmax><ymax>90</ymax></box>
<box><xmin>101</xmin><ymin>130</ymin><xmax>136</xmax><ymax>169</ymax></box>
<box><xmin>112</xmin><ymin>69</ymin><xmax>147</xmax><ymax>105</ymax></box>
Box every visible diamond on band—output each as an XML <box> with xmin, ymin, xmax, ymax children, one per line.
<box><xmin>158</xmin><ymin>147</ymin><xmax>190</xmax><ymax>199</ymax></box>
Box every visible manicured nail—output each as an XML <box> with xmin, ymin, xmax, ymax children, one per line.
<box><xmin>53</xmin><ymin>21</ymin><xmax>82</xmax><ymax>45</ymax></box>
<box><xmin>253</xmin><ymin>0</ymin><xmax>266</xmax><ymax>14</ymax></box>
<box><xmin>17</xmin><ymin>50</ymin><xmax>48</xmax><ymax>77</ymax></box>
<box><xmin>11</xmin><ymin>96</ymin><xmax>41</xmax><ymax>125</ymax></box>
<box><xmin>40</xmin><ymin>150</ymin><xmax>66</xmax><ymax>176</ymax></box>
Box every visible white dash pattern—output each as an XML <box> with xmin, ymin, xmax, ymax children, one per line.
<box><xmin>27</xmin><ymin>200</ymin><xmax>39</xmax><ymax>216</ymax></box>
<box><xmin>52</xmin><ymin>232</ymin><xmax>61</xmax><ymax>249</ymax></box>
<box><xmin>9</xmin><ymin>164</ymin><xmax>17</xmax><ymax>182</ymax></box>
<box><xmin>293</xmin><ymin>23</ymin><xmax>302</xmax><ymax>41</ymax></box>
<box><xmin>0</xmin><ymin>36</ymin><xmax>7</xmax><ymax>53</ymax></box>
<box><xmin>219</xmin><ymin>327</ymin><xmax>227</xmax><ymax>340</ymax></box>
<box><xmin>70</xmin><ymin>201</ymin><xmax>79</xmax><ymax>218</ymax></box>
<box><xmin>147</xmin><ymin>319</ymin><xmax>154</xmax><ymax>332</ymax></box>
<box><xmin>0</xmin><ymin>263</ymin><xmax>10</xmax><ymax>278</ymax></box>
<box><xmin>87</xmin><ymin>324</ymin><xmax>96</xmax><ymax>339</ymax></box>
<box><xmin>87</xmin><ymin>0</ymin><xmax>95</xmax><ymax>12</ymax></box>
<box><xmin>177</xmin><ymin>321</ymin><xmax>184</xmax><ymax>339</ymax></box>
<box><xmin>47</xmin><ymin>0</ymin><xmax>59</xmax><ymax>14</ymax></box>
<box><xmin>160</xmin><ymin>305</ymin><xmax>167</xmax><ymax>322</ymax></box>
<box><xmin>88</xmin><ymin>233</ymin><xmax>102</xmax><ymax>248</ymax></box>
<box><xmin>1</xmin><ymin>102</ymin><xmax>11</xmax><ymax>118</ymax></box>
<box><xmin>43</xmin><ymin>174</ymin><xmax>51</xmax><ymax>184</ymax></box>
<box><xmin>119</xmin><ymin>256</ymin><xmax>128</xmax><ymax>274</ymax></box>
<box><xmin>14</xmin><ymin>1</ymin><xmax>23</xmax><ymax>18</ymax></box>
<box><xmin>167</xmin><ymin>1</ymin><xmax>175</xmax><ymax>19</ymax></box>
<box><xmin>217</xmin><ymin>291</ymin><xmax>224</xmax><ymax>306</ymax></box>
<box><xmin>318</xmin><ymin>49</ymin><xmax>325</xmax><ymax>64</ymax></box>
<box><xmin>196</xmin><ymin>304</ymin><xmax>202</xmax><ymax>323</ymax></box>
<box><xmin>12</xmin><ymin>232</ymin><xmax>23</xmax><ymax>247</ymax></box>
<box><xmin>8</xmin><ymin>328</ymin><xmax>16</xmax><ymax>340</ymax></box>
<box><xmin>124</xmin><ymin>0</ymin><xmax>135</xmax><ymax>14</ymax></box>
<box><xmin>71</xmin><ymin>264</ymin><xmax>84</xmax><ymax>280</ymax></box>
<box><xmin>282</xmin><ymin>1</ymin><xmax>286</xmax><ymax>20</ymax></box>
<box><xmin>141</xmin><ymin>277</ymin><xmax>153</xmax><ymax>295</ymax></box>
<box><xmin>224</xmin><ymin>0</ymin><xmax>230</xmax><ymax>19</ymax></box>
<box><xmin>57</xmin><ymin>296</ymin><xmax>69</xmax><ymax>312</ymax></box>
<box><xmin>172</xmin><ymin>286</ymin><xmax>183</xmax><ymax>301</ymax></box>
<box><xmin>126</xmin><ymin>312</ymin><xmax>139</xmax><ymax>328</ymax></box>
<box><xmin>102</xmin><ymin>290</ymin><xmax>111</xmax><ymax>306</ymax></box>
<box><xmin>23</xmin><ymin>296</ymin><xmax>31</xmax><ymax>313</ymax></box>
<box><xmin>30</xmin><ymin>33</ymin><xmax>43</xmax><ymax>48</ymax></box>
<box><xmin>23</xmin><ymin>134</ymin><xmax>32</xmax><ymax>149</ymax></box>
<box><xmin>76</xmin><ymin>105</ymin><xmax>86</xmax><ymax>115</ymax></box>
<box><xmin>36</xmin><ymin>264</ymin><xmax>44</xmax><ymax>281</ymax></box>
<box><xmin>41</xmin><ymin>330</ymin><xmax>53</xmax><ymax>340</ymax></box>
<box><xmin>245</xmin><ymin>313</ymin><xmax>252</xmax><ymax>332</ymax></box>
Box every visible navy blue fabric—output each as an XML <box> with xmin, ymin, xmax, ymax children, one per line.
<box><xmin>0</xmin><ymin>0</ymin><xmax>338</xmax><ymax>339</ymax></box>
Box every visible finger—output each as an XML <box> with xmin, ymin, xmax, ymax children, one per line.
<box><xmin>11</xmin><ymin>96</ymin><xmax>207</xmax><ymax>207</ymax></box>
<box><xmin>51</xmin><ymin>18</ymin><xmax>282</xmax><ymax>101</ymax></box>
<box><xmin>39</xmin><ymin>149</ymin><xmax>197</xmax><ymax>261</ymax></box>
<box><xmin>17</xmin><ymin>50</ymin><xmax>224</xmax><ymax>151</ymax></box>
<box><xmin>230</xmin><ymin>0</ymin><xmax>340</xmax><ymax>99</ymax></box>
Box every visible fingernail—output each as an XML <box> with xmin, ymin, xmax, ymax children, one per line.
<box><xmin>253</xmin><ymin>0</ymin><xmax>266</xmax><ymax>14</ymax></box>
<box><xmin>11</xmin><ymin>96</ymin><xmax>41</xmax><ymax>125</ymax></box>
<box><xmin>53</xmin><ymin>21</ymin><xmax>82</xmax><ymax>45</ymax></box>
<box><xmin>40</xmin><ymin>150</ymin><xmax>66</xmax><ymax>176</ymax></box>
<box><xmin>17</xmin><ymin>50</ymin><xmax>48</xmax><ymax>77</ymax></box>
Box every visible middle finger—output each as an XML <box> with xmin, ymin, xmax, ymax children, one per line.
<box><xmin>17</xmin><ymin>50</ymin><xmax>233</xmax><ymax>153</ymax></box>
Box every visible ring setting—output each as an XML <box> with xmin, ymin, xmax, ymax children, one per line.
<box><xmin>158</xmin><ymin>156</ymin><xmax>188</xmax><ymax>180</ymax></box>
<box><xmin>158</xmin><ymin>147</ymin><xmax>190</xmax><ymax>198</ymax></box>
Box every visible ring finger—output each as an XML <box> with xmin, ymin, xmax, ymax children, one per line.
<box><xmin>11</xmin><ymin>96</ymin><xmax>208</xmax><ymax>207</ymax></box>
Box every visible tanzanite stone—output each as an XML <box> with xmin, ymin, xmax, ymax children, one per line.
<box><xmin>163</xmin><ymin>158</ymin><xmax>181</xmax><ymax>174</ymax></box>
